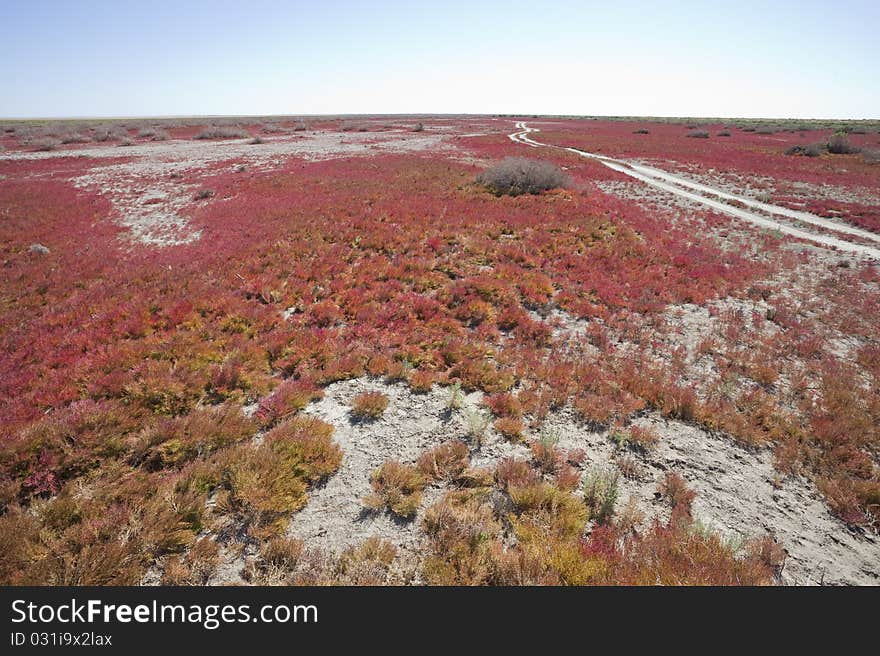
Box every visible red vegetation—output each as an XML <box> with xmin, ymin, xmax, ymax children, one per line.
<box><xmin>0</xmin><ymin>115</ymin><xmax>877</xmax><ymax>585</ymax></box>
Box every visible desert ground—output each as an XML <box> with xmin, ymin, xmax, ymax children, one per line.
<box><xmin>1</xmin><ymin>115</ymin><xmax>878</xmax><ymax>585</ymax></box>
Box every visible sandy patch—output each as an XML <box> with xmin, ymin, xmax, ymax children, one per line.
<box><xmin>2</xmin><ymin>130</ymin><xmax>460</xmax><ymax>247</ymax></box>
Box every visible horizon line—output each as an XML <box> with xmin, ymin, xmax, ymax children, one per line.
<box><xmin>1</xmin><ymin>112</ymin><xmax>879</xmax><ymax>123</ymax></box>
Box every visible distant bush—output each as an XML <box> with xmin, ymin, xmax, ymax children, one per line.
<box><xmin>686</xmin><ymin>130</ymin><xmax>709</xmax><ymax>138</ymax></box>
<box><xmin>412</xmin><ymin>122</ymin><xmax>424</xmax><ymax>132</ymax></box>
<box><xmin>194</xmin><ymin>126</ymin><xmax>249</xmax><ymax>140</ymax></box>
<box><xmin>60</xmin><ymin>132</ymin><xmax>89</xmax><ymax>144</ymax></box>
<box><xmin>477</xmin><ymin>157</ymin><xmax>568</xmax><ymax>196</ymax></box>
<box><xmin>785</xmin><ymin>143</ymin><xmax>823</xmax><ymax>157</ymax></box>
<box><xmin>756</xmin><ymin>126</ymin><xmax>777</xmax><ymax>134</ymax></box>
<box><xmin>193</xmin><ymin>189</ymin><xmax>215</xmax><ymax>200</ymax></box>
<box><xmin>632</xmin><ymin>128</ymin><xmax>649</xmax><ymax>134</ymax></box>
<box><xmin>93</xmin><ymin>126</ymin><xmax>126</xmax><ymax>142</ymax></box>
<box><xmin>826</xmin><ymin>133</ymin><xmax>860</xmax><ymax>154</ymax></box>
<box><xmin>741</xmin><ymin>126</ymin><xmax>756</xmax><ymax>132</ymax></box>
<box><xmin>717</xmin><ymin>130</ymin><xmax>731</xmax><ymax>137</ymax></box>
<box><xmin>862</xmin><ymin>149</ymin><xmax>880</xmax><ymax>165</ymax></box>
<box><xmin>249</xmin><ymin>136</ymin><xmax>265</xmax><ymax>145</ymax></box>
<box><xmin>32</xmin><ymin>138</ymin><xmax>60</xmax><ymax>152</ymax></box>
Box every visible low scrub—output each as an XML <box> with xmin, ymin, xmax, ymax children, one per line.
<box><xmin>582</xmin><ymin>467</ymin><xmax>619</xmax><ymax>523</ymax></box>
<box><xmin>350</xmin><ymin>390</ymin><xmax>389</xmax><ymax>420</ymax></box>
<box><xmin>826</xmin><ymin>133</ymin><xmax>860</xmax><ymax>154</ymax></box>
<box><xmin>194</xmin><ymin>126</ymin><xmax>249</xmax><ymax>140</ymax></box>
<box><xmin>477</xmin><ymin>157</ymin><xmax>568</xmax><ymax>196</ymax></box>
<box><xmin>364</xmin><ymin>461</ymin><xmax>427</xmax><ymax>518</ymax></box>
<box><xmin>785</xmin><ymin>143</ymin><xmax>823</xmax><ymax>157</ymax></box>
<box><xmin>417</xmin><ymin>440</ymin><xmax>469</xmax><ymax>481</ymax></box>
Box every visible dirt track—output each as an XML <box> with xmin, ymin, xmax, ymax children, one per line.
<box><xmin>509</xmin><ymin>121</ymin><xmax>880</xmax><ymax>259</ymax></box>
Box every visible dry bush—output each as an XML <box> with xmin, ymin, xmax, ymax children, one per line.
<box><xmin>785</xmin><ymin>143</ymin><xmax>823</xmax><ymax>157</ymax></box>
<box><xmin>861</xmin><ymin>149</ymin><xmax>880</xmax><ymax>164</ymax></box>
<box><xmin>194</xmin><ymin>126</ymin><xmax>249</xmax><ymax>140</ymax></box>
<box><xmin>259</xmin><ymin>536</ymin><xmax>304</xmax><ymax>575</ymax></box>
<box><xmin>161</xmin><ymin>537</ymin><xmax>220</xmax><ymax>584</ymax></box>
<box><xmin>494</xmin><ymin>417</ymin><xmax>524</xmax><ymax>441</ymax></box>
<box><xmin>686</xmin><ymin>130</ymin><xmax>710</xmax><ymax>138</ymax></box>
<box><xmin>495</xmin><ymin>457</ymin><xmax>539</xmax><ymax>490</ymax></box>
<box><xmin>264</xmin><ymin>415</ymin><xmax>342</xmax><ymax>484</ymax></box>
<box><xmin>627</xmin><ymin>425</ymin><xmax>660</xmax><ymax>451</ymax></box>
<box><xmin>477</xmin><ymin>157</ymin><xmax>568</xmax><ymax>196</ymax></box>
<box><xmin>582</xmin><ymin>467</ymin><xmax>619</xmax><ymax>523</ymax></box>
<box><xmin>32</xmin><ymin>138</ymin><xmax>60</xmax><ymax>152</ymax></box>
<box><xmin>554</xmin><ymin>464</ymin><xmax>581</xmax><ymax>491</ymax></box>
<box><xmin>717</xmin><ymin>130</ymin><xmax>731</xmax><ymax>136</ymax></box>
<box><xmin>350</xmin><ymin>390</ymin><xmax>389</xmax><ymax>420</ymax></box>
<box><xmin>826</xmin><ymin>133</ymin><xmax>860</xmax><ymax>154</ymax></box>
<box><xmin>484</xmin><ymin>392</ymin><xmax>522</xmax><ymax>418</ymax></box>
<box><xmin>60</xmin><ymin>132</ymin><xmax>89</xmax><ymax>144</ymax></box>
<box><xmin>597</xmin><ymin>522</ymin><xmax>779</xmax><ymax>585</ymax></box>
<box><xmin>615</xmin><ymin>454</ymin><xmax>643</xmax><ymax>480</ymax></box>
<box><xmin>632</xmin><ymin>128</ymin><xmax>650</xmax><ymax>134</ymax></box>
<box><xmin>455</xmin><ymin>466</ymin><xmax>494</xmax><ymax>488</ymax></box>
<box><xmin>129</xmin><ymin>403</ymin><xmax>256</xmax><ymax>470</ymax></box>
<box><xmin>254</xmin><ymin>378</ymin><xmax>323</xmax><ymax>427</ymax></box>
<box><xmin>463</xmin><ymin>407</ymin><xmax>491</xmax><ymax>444</ymax></box>
<box><xmin>364</xmin><ymin>461</ymin><xmax>427</xmax><ymax>518</ymax></box>
<box><xmin>530</xmin><ymin>429</ymin><xmax>563</xmax><ymax>473</ymax></box>
<box><xmin>422</xmin><ymin>490</ymin><xmax>502</xmax><ymax>585</ymax></box>
<box><xmin>658</xmin><ymin>471</ymin><xmax>696</xmax><ymax>518</ymax></box>
<box><xmin>508</xmin><ymin>482</ymin><xmax>588</xmax><ymax>541</ymax></box>
<box><xmin>92</xmin><ymin>125</ymin><xmax>127</xmax><ymax>142</ymax></box>
<box><xmin>335</xmin><ymin>538</ymin><xmax>398</xmax><ymax>584</ymax></box>
<box><xmin>407</xmin><ymin>368</ymin><xmax>436</xmax><ymax>393</ymax></box>
<box><xmin>417</xmin><ymin>440</ymin><xmax>469</xmax><ymax>481</ymax></box>
<box><xmin>218</xmin><ymin>416</ymin><xmax>341</xmax><ymax>536</ymax></box>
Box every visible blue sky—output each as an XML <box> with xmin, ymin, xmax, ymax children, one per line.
<box><xmin>1</xmin><ymin>0</ymin><xmax>877</xmax><ymax>118</ymax></box>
